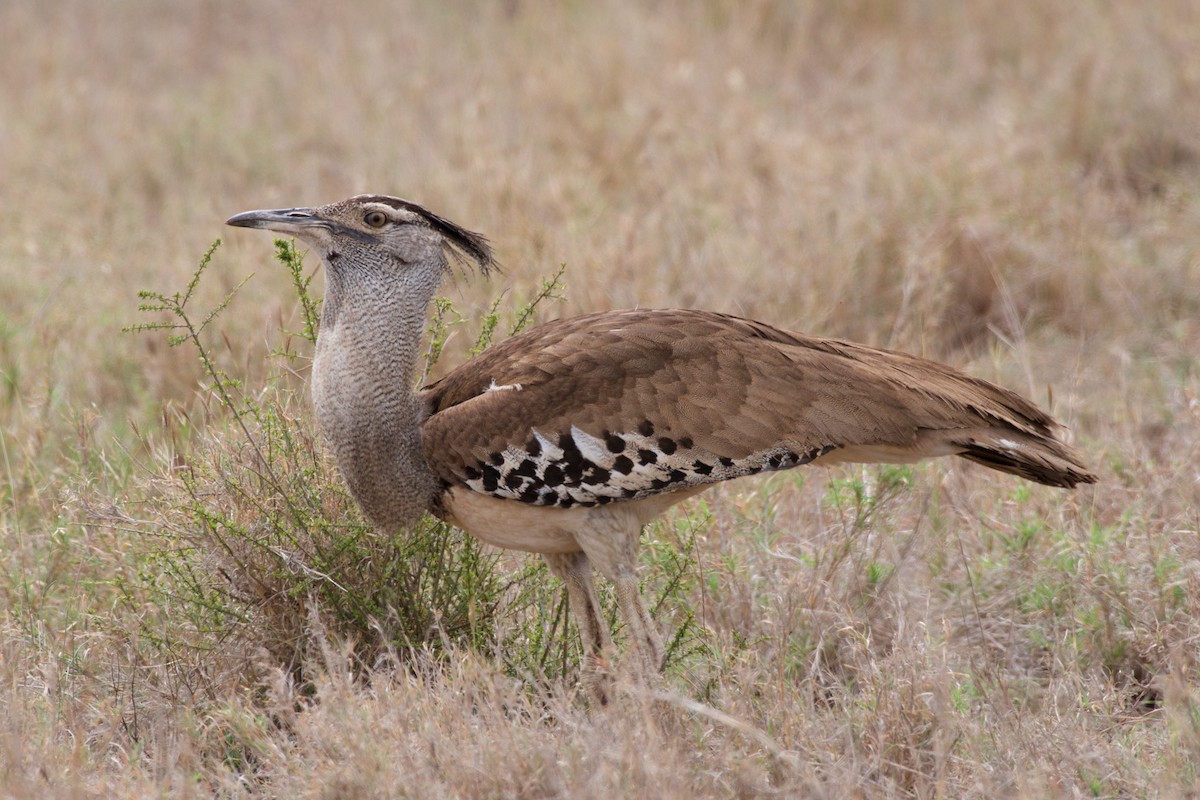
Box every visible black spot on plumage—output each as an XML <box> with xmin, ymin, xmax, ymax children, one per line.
<box><xmin>585</xmin><ymin>466</ymin><xmax>611</xmax><ymax>485</ymax></box>
<box><xmin>559</xmin><ymin>433</ymin><xmax>586</xmax><ymax>470</ymax></box>
<box><xmin>622</xmin><ymin>487</ymin><xmax>639</xmax><ymax>498</ymax></box>
<box><xmin>669</xmin><ymin>469</ymin><xmax>687</xmax><ymax>483</ymax></box>
<box><xmin>515</xmin><ymin>459</ymin><xmax>538</xmax><ymax>478</ymax></box>
<box><xmin>543</xmin><ymin>464</ymin><xmax>564</xmax><ymax>486</ymax></box>
<box><xmin>612</xmin><ymin>455</ymin><xmax>634</xmax><ymax>475</ymax></box>
<box><xmin>693</xmin><ymin>460</ymin><xmax>713</xmax><ymax>476</ymax></box>
<box><xmin>605</xmin><ymin>432</ymin><xmax>625</xmax><ymax>453</ymax></box>
<box><xmin>526</xmin><ymin>437</ymin><xmax>542</xmax><ymax>457</ymax></box>
<box><xmin>718</xmin><ymin>456</ymin><xmax>735</xmax><ymax>468</ymax></box>
<box><xmin>519</xmin><ymin>485</ymin><xmax>542</xmax><ymax>503</ymax></box>
<box><xmin>638</xmin><ymin>449</ymin><xmax>658</xmax><ymax>465</ymax></box>
<box><xmin>650</xmin><ymin>478</ymin><xmax>671</xmax><ymax>490</ymax></box>
<box><xmin>504</xmin><ymin>473</ymin><xmax>523</xmax><ymax>490</ymax></box>
<box><xmin>658</xmin><ymin>437</ymin><xmax>677</xmax><ymax>455</ymax></box>
<box><xmin>564</xmin><ymin>461</ymin><xmax>585</xmax><ymax>484</ymax></box>
<box><xmin>464</xmin><ymin>465</ymin><xmax>482</xmax><ymax>481</ymax></box>
<box><xmin>679</xmin><ymin>436</ymin><xmax>694</xmax><ymax>449</ymax></box>
<box><xmin>767</xmin><ymin>454</ymin><xmax>783</xmax><ymax>469</ymax></box>
<box><xmin>481</xmin><ymin>465</ymin><xmax>500</xmax><ymax>492</ymax></box>
<box><xmin>558</xmin><ymin>496</ymin><xmax>576</xmax><ymax>509</ymax></box>
<box><xmin>559</xmin><ymin>431</ymin><xmax>580</xmax><ymax>455</ymax></box>
<box><xmin>489</xmin><ymin>451</ymin><xmax>504</xmax><ymax>466</ymax></box>
<box><xmin>638</xmin><ymin>420</ymin><xmax>655</xmax><ymax>437</ymax></box>
<box><xmin>595</xmin><ymin>496</ymin><xmax>613</xmax><ymax>505</ymax></box>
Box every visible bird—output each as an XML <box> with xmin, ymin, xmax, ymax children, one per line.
<box><xmin>226</xmin><ymin>194</ymin><xmax>1096</xmax><ymax>701</ymax></box>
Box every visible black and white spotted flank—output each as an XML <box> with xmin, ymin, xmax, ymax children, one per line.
<box><xmin>461</xmin><ymin>420</ymin><xmax>837</xmax><ymax>508</ymax></box>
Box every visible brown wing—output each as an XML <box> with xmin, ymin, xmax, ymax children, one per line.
<box><xmin>419</xmin><ymin>309</ymin><xmax>1094</xmax><ymax>509</ymax></box>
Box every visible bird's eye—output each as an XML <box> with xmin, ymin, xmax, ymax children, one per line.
<box><xmin>364</xmin><ymin>211</ymin><xmax>388</xmax><ymax>228</ymax></box>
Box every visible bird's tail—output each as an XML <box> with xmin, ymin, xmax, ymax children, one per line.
<box><xmin>947</xmin><ymin>427</ymin><xmax>1097</xmax><ymax>488</ymax></box>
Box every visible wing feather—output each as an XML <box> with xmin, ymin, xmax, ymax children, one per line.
<box><xmin>419</xmin><ymin>309</ymin><xmax>1093</xmax><ymax>507</ymax></box>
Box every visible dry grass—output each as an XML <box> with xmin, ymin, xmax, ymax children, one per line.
<box><xmin>3</xmin><ymin>0</ymin><xmax>1200</xmax><ymax>796</ymax></box>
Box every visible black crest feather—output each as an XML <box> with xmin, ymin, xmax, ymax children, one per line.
<box><xmin>363</xmin><ymin>195</ymin><xmax>499</xmax><ymax>276</ymax></box>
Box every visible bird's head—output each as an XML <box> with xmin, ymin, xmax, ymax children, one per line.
<box><xmin>226</xmin><ymin>194</ymin><xmax>497</xmax><ymax>279</ymax></box>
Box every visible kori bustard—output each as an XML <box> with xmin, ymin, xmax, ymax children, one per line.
<box><xmin>227</xmin><ymin>194</ymin><xmax>1095</xmax><ymax>700</ymax></box>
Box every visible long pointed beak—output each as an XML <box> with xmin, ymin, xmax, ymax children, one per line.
<box><xmin>225</xmin><ymin>207</ymin><xmax>327</xmax><ymax>235</ymax></box>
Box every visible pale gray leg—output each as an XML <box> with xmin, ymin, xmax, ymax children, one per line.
<box><xmin>543</xmin><ymin>551</ymin><xmax>613</xmax><ymax>704</ymax></box>
<box><xmin>609</xmin><ymin>567</ymin><xmax>664</xmax><ymax>675</ymax></box>
<box><xmin>572</xmin><ymin>513</ymin><xmax>664</xmax><ymax>677</ymax></box>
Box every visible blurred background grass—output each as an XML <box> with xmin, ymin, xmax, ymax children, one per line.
<box><xmin>2</xmin><ymin>1</ymin><xmax>1199</xmax><ymax>796</ymax></box>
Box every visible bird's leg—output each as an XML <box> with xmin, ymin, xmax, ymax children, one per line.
<box><xmin>574</xmin><ymin>514</ymin><xmax>664</xmax><ymax>677</ymax></box>
<box><xmin>543</xmin><ymin>551</ymin><xmax>613</xmax><ymax>705</ymax></box>
<box><xmin>610</xmin><ymin>567</ymin><xmax>664</xmax><ymax>675</ymax></box>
